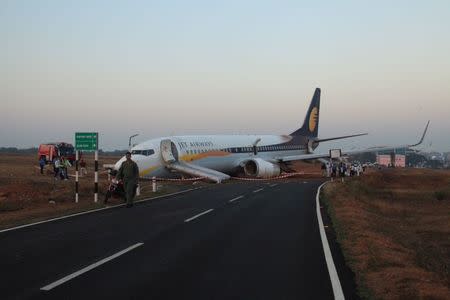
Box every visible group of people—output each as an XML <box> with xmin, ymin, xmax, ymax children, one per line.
<box><xmin>53</xmin><ymin>156</ymin><xmax>72</xmax><ymax>180</ymax></box>
<box><xmin>38</xmin><ymin>151</ymin><xmax>139</xmax><ymax>208</ymax></box>
<box><xmin>38</xmin><ymin>156</ymin><xmax>87</xmax><ymax>179</ymax></box>
<box><xmin>322</xmin><ymin>161</ymin><xmax>366</xmax><ymax>178</ymax></box>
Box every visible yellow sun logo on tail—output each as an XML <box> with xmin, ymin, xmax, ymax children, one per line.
<box><xmin>309</xmin><ymin>107</ymin><xmax>318</xmax><ymax>132</ymax></box>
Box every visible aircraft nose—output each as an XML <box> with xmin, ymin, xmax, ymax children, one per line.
<box><xmin>114</xmin><ymin>156</ymin><xmax>126</xmax><ymax>170</ymax></box>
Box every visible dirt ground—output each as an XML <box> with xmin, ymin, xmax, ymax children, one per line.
<box><xmin>323</xmin><ymin>168</ymin><xmax>450</xmax><ymax>299</ymax></box>
<box><xmin>0</xmin><ymin>153</ymin><xmax>198</xmax><ymax>230</ymax></box>
<box><xmin>0</xmin><ymin>154</ymin><xmax>322</xmax><ymax>230</ymax></box>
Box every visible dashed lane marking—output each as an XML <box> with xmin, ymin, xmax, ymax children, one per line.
<box><xmin>184</xmin><ymin>209</ymin><xmax>214</xmax><ymax>223</ymax></box>
<box><xmin>253</xmin><ymin>188</ymin><xmax>264</xmax><ymax>193</ymax></box>
<box><xmin>40</xmin><ymin>243</ymin><xmax>144</xmax><ymax>291</ymax></box>
<box><xmin>269</xmin><ymin>184</ymin><xmax>278</xmax><ymax>187</ymax></box>
<box><xmin>229</xmin><ymin>195</ymin><xmax>244</xmax><ymax>203</ymax></box>
<box><xmin>0</xmin><ymin>188</ymin><xmax>201</xmax><ymax>234</ymax></box>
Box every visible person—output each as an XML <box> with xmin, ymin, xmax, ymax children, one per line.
<box><xmin>60</xmin><ymin>156</ymin><xmax>72</xmax><ymax>180</ymax></box>
<box><xmin>321</xmin><ymin>163</ymin><xmax>326</xmax><ymax>177</ymax></box>
<box><xmin>39</xmin><ymin>156</ymin><xmax>46</xmax><ymax>175</ymax></box>
<box><xmin>79</xmin><ymin>159</ymin><xmax>87</xmax><ymax>176</ymax></box>
<box><xmin>332</xmin><ymin>164</ymin><xmax>337</xmax><ymax>177</ymax></box>
<box><xmin>116</xmin><ymin>151</ymin><xmax>139</xmax><ymax>208</ymax></box>
<box><xmin>53</xmin><ymin>156</ymin><xmax>61</xmax><ymax>179</ymax></box>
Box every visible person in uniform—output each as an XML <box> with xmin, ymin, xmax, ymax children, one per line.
<box><xmin>117</xmin><ymin>151</ymin><xmax>139</xmax><ymax>208</ymax></box>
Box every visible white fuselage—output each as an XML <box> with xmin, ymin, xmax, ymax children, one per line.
<box><xmin>114</xmin><ymin>135</ymin><xmax>308</xmax><ymax>179</ymax></box>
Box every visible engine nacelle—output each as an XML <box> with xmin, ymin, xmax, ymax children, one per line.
<box><xmin>243</xmin><ymin>158</ymin><xmax>281</xmax><ymax>178</ymax></box>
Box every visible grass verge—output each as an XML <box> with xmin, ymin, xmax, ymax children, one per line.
<box><xmin>322</xmin><ymin>169</ymin><xmax>450</xmax><ymax>299</ymax></box>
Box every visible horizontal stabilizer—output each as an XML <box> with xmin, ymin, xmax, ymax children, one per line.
<box><xmin>277</xmin><ymin>121</ymin><xmax>430</xmax><ymax>162</ymax></box>
<box><xmin>315</xmin><ymin>133</ymin><xmax>368</xmax><ymax>143</ymax></box>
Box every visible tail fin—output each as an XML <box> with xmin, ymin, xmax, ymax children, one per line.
<box><xmin>290</xmin><ymin>88</ymin><xmax>321</xmax><ymax>137</ymax></box>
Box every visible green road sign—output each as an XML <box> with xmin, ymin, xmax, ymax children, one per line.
<box><xmin>75</xmin><ymin>132</ymin><xmax>98</xmax><ymax>151</ymax></box>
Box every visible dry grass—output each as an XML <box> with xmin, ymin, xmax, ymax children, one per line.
<box><xmin>0</xmin><ymin>153</ymin><xmax>195</xmax><ymax>229</ymax></box>
<box><xmin>323</xmin><ymin>168</ymin><xmax>450</xmax><ymax>299</ymax></box>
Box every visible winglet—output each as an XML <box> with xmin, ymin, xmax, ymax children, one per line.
<box><xmin>409</xmin><ymin>120</ymin><xmax>430</xmax><ymax>147</ymax></box>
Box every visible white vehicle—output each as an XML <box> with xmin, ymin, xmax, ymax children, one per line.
<box><xmin>114</xmin><ymin>88</ymin><xmax>429</xmax><ymax>183</ymax></box>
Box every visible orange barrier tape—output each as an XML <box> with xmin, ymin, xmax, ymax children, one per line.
<box><xmin>148</xmin><ymin>177</ymin><xmax>205</xmax><ymax>181</ymax></box>
<box><xmin>231</xmin><ymin>172</ymin><xmax>305</xmax><ymax>181</ymax></box>
<box><xmin>140</xmin><ymin>172</ymin><xmax>315</xmax><ymax>183</ymax></box>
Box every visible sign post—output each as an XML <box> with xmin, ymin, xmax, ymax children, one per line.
<box><xmin>329</xmin><ymin>149</ymin><xmax>342</xmax><ymax>159</ymax></box>
<box><xmin>75</xmin><ymin>132</ymin><xmax>99</xmax><ymax>203</ymax></box>
<box><xmin>75</xmin><ymin>151</ymin><xmax>79</xmax><ymax>203</ymax></box>
<box><xmin>329</xmin><ymin>149</ymin><xmax>342</xmax><ymax>182</ymax></box>
<box><xmin>75</xmin><ymin>132</ymin><xmax>98</xmax><ymax>152</ymax></box>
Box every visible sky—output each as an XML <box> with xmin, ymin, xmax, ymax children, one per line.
<box><xmin>1</xmin><ymin>0</ymin><xmax>449</xmax><ymax>151</ymax></box>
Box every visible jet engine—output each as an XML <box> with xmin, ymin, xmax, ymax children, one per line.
<box><xmin>243</xmin><ymin>158</ymin><xmax>281</xmax><ymax>178</ymax></box>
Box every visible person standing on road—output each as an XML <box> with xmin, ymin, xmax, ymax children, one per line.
<box><xmin>117</xmin><ymin>151</ymin><xmax>139</xmax><ymax>208</ymax></box>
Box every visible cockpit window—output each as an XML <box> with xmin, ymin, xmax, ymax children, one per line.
<box><xmin>131</xmin><ymin>149</ymin><xmax>155</xmax><ymax>156</ymax></box>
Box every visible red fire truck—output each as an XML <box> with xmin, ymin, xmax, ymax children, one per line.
<box><xmin>38</xmin><ymin>143</ymin><xmax>77</xmax><ymax>164</ymax></box>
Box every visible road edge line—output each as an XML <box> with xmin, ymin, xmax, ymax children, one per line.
<box><xmin>316</xmin><ymin>181</ymin><xmax>345</xmax><ymax>300</ymax></box>
<box><xmin>0</xmin><ymin>187</ymin><xmax>202</xmax><ymax>234</ymax></box>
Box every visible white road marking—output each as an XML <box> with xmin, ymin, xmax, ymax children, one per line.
<box><xmin>0</xmin><ymin>188</ymin><xmax>201</xmax><ymax>234</ymax></box>
<box><xmin>184</xmin><ymin>209</ymin><xmax>214</xmax><ymax>222</ymax></box>
<box><xmin>316</xmin><ymin>182</ymin><xmax>345</xmax><ymax>300</ymax></box>
<box><xmin>253</xmin><ymin>188</ymin><xmax>264</xmax><ymax>193</ymax></box>
<box><xmin>269</xmin><ymin>184</ymin><xmax>278</xmax><ymax>187</ymax></box>
<box><xmin>229</xmin><ymin>195</ymin><xmax>244</xmax><ymax>203</ymax></box>
<box><xmin>40</xmin><ymin>243</ymin><xmax>144</xmax><ymax>291</ymax></box>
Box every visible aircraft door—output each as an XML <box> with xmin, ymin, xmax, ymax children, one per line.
<box><xmin>160</xmin><ymin>139</ymin><xmax>179</xmax><ymax>164</ymax></box>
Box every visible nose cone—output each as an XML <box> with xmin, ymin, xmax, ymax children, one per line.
<box><xmin>114</xmin><ymin>156</ymin><xmax>126</xmax><ymax>170</ymax></box>
<box><xmin>129</xmin><ymin>155</ymin><xmax>150</xmax><ymax>173</ymax></box>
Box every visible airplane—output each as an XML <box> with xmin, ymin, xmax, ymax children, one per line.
<box><xmin>114</xmin><ymin>88</ymin><xmax>429</xmax><ymax>183</ymax></box>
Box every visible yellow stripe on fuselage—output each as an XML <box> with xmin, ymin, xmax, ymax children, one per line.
<box><xmin>180</xmin><ymin>150</ymin><xmax>231</xmax><ymax>162</ymax></box>
<box><xmin>139</xmin><ymin>165</ymin><xmax>159</xmax><ymax>177</ymax></box>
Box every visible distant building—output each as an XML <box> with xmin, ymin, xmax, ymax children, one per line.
<box><xmin>376</xmin><ymin>154</ymin><xmax>406</xmax><ymax>167</ymax></box>
<box><xmin>376</xmin><ymin>148</ymin><xmax>407</xmax><ymax>167</ymax></box>
<box><xmin>377</xmin><ymin>154</ymin><xmax>391</xmax><ymax>166</ymax></box>
<box><xmin>445</xmin><ymin>153</ymin><xmax>450</xmax><ymax>164</ymax></box>
<box><xmin>394</xmin><ymin>155</ymin><xmax>406</xmax><ymax>167</ymax></box>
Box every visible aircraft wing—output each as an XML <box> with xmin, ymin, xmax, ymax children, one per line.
<box><xmin>276</xmin><ymin>121</ymin><xmax>429</xmax><ymax>163</ymax></box>
<box><xmin>166</xmin><ymin>161</ymin><xmax>230</xmax><ymax>183</ymax></box>
<box><xmin>275</xmin><ymin>152</ymin><xmax>334</xmax><ymax>162</ymax></box>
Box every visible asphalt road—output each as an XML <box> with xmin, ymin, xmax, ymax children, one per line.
<box><xmin>0</xmin><ymin>180</ymin><xmax>342</xmax><ymax>300</ymax></box>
